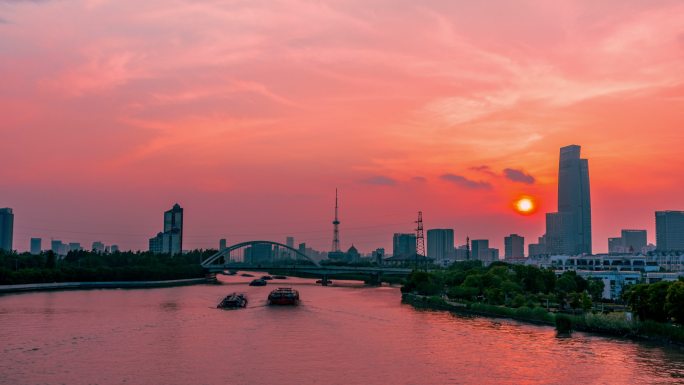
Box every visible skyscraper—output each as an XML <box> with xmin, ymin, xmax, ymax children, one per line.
<box><xmin>426</xmin><ymin>229</ymin><xmax>454</xmax><ymax>260</ymax></box>
<box><xmin>392</xmin><ymin>233</ymin><xmax>416</xmax><ymax>257</ymax></box>
<box><xmin>0</xmin><ymin>208</ymin><xmax>14</xmax><ymax>252</ymax></box>
<box><xmin>219</xmin><ymin>238</ymin><xmax>227</xmax><ymax>251</ymax></box>
<box><xmin>547</xmin><ymin>145</ymin><xmax>592</xmax><ymax>255</ymax></box>
<box><xmin>504</xmin><ymin>234</ymin><xmax>525</xmax><ymax>259</ymax></box>
<box><xmin>30</xmin><ymin>238</ymin><xmax>42</xmax><ymax>255</ymax></box>
<box><xmin>656</xmin><ymin>211</ymin><xmax>684</xmax><ymax>251</ymax></box>
<box><xmin>149</xmin><ymin>203</ymin><xmax>184</xmax><ymax>255</ymax></box>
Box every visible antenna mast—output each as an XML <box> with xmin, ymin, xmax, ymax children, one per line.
<box><xmin>415</xmin><ymin>211</ymin><xmax>425</xmax><ymax>269</ymax></box>
<box><xmin>332</xmin><ymin>189</ymin><xmax>341</xmax><ymax>252</ymax></box>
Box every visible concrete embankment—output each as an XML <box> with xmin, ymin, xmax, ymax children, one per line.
<box><xmin>0</xmin><ymin>277</ymin><xmax>215</xmax><ymax>295</ymax></box>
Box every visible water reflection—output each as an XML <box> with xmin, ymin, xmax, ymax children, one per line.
<box><xmin>0</xmin><ymin>275</ymin><xmax>682</xmax><ymax>385</ymax></box>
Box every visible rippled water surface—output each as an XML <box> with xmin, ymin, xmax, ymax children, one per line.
<box><xmin>1</xmin><ymin>275</ymin><xmax>683</xmax><ymax>385</ymax></box>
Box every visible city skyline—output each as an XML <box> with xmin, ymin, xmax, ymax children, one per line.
<box><xmin>2</xmin><ymin>1</ymin><xmax>684</xmax><ymax>253</ymax></box>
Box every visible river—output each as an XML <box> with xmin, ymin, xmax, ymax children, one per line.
<box><xmin>1</xmin><ymin>274</ymin><xmax>683</xmax><ymax>385</ymax></box>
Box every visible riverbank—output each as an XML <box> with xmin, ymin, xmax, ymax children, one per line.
<box><xmin>0</xmin><ymin>277</ymin><xmax>217</xmax><ymax>295</ymax></box>
<box><xmin>402</xmin><ymin>293</ymin><xmax>684</xmax><ymax>347</ymax></box>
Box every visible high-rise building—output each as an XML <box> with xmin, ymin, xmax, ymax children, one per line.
<box><xmin>219</xmin><ymin>238</ymin><xmax>227</xmax><ymax>250</ymax></box>
<box><xmin>621</xmin><ymin>230</ymin><xmax>647</xmax><ymax>253</ymax></box>
<box><xmin>392</xmin><ymin>233</ymin><xmax>416</xmax><ymax>258</ymax></box>
<box><xmin>426</xmin><ymin>229</ymin><xmax>454</xmax><ymax>260</ymax></box>
<box><xmin>92</xmin><ymin>241</ymin><xmax>105</xmax><ymax>253</ymax></box>
<box><xmin>68</xmin><ymin>242</ymin><xmax>82</xmax><ymax>252</ymax></box>
<box><xmin>556</xmin><ymin>145</ymin><xmax>592</xmax><ymax>255</ymax></box>
<box><xmin>0</xmin><ymin>208</ymin><xmax>14</xmax><ymax>252</ymax></box>
<box><xmin>51</xmin><ymin>240</ymin><xmax>68</xmax><ymax>256</ymax></box>
<box><xmin>656</xmin><ymin>211</ymin><xmax>684</xmax><ymax>251</ymax></box>
<box><xmin>504</xmin><ymin>234</ymin><xmax>525</xmax><ymax>259</ymax></box>
<box><xmin>286</xmin><ymin>236</ymin><xmax>294</xmax><ymax>249</ymax></box>
<box><xmin>608</xmin><ymin>237</ymin><xmax>624</xmax><ymax>254</ymax></box>
<box><xmin>471</xmin><ymin>239</ymin><xmax>489</xmax><ymax>261</ymax></box>
<box><xmin>30</xmin><ymin>238</ymin><xmax>42</xmax><ymax>255</ymax></box>
<box><xmin>545</xmin><ymin>211</ymin><xmax>574</xmax><ymax>255</ymax></box>
<box><xmin>150</xmin><ymin>203</ymin><xmax>184</xmax><ymax>255</ymax></box>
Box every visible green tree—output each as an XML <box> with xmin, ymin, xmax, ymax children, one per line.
<box><xmin>665</xmin><ymin>281</ymin><xmax>684</xmax><ymax>324</ymax></box>
<box><xmin>45</xmin><ymin>251</ymin><xmax>56</xmax><ymax>269</ymax></box>
<box><xmin>587</xmin><ymin>279</ymin><xmax>605</xmax><ymax>302</ymax></box>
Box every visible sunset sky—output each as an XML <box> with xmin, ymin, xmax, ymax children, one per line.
<box><xmin>1</xmin><ymin>0</ymin><xmax>683</xmax><ymax>253</ymax></box>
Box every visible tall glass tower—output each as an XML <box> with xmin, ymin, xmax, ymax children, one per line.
<box><xmin>0</xmin><ymin>208</ymin><xmax>13</xmax><ymax>252</ymax></box>
<box><xmin>557</xmin><ymin>145</ymin><xmax>592</xmax><ymax>255</ymax></box>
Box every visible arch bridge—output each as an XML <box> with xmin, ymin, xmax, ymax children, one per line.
<box><xmin>201</xmin><ymin>240</ymin><xmax>412</xmax><ymax>283</ymax></box>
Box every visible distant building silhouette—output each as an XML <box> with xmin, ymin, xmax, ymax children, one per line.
<box><xmin>0</xmin><ymin>208</ymin><xmax>14</xmax><ymax>252</ymax></box>
<box><xmin>219</xmin><ymin>238</ymin><xmax>227</xmax><ymax>251</ymax></box>
<box><xmin>30</xmin><ymin>237</ymin><xmax>41</xmax><ymax>255</ymax></box>
<box><xmin>92</xmin><ymin>241</ymin><xmax>105</xmax><ymax>253</ymax></box>
<box><xmin>656</xmin><ymin>211</ymin><xmax>684</xmax><ymax>251</ymax></box>
<box><xmin>608</xmin><ymin>237</ymin><xmax>623</xmax><ymax>254</ymax></box>
<box><xmin>427</xmin><ymin>229</ymin><xmax>454</xmax><ymax>261</ymax></box>
<box><xmin>609</xmin><ymin>230</ymin><xmax>647</xmax><ymax>254</ymax></box>
<box><xmin>504</xmin><ymin>234</ymin><xmax>525</xmax><ymax>259</ymax></box>
<box><xmin>392</xmin><ymin>233</ymin><xmax>416</xmax><ymax>257</ymax></box>
<box><xmin>149</xmin><ymin>203</ymin><xmax>184</xmax><ymax>255</ymax></box>
<box><xmin>471</xmin><ymin>239</ymin><xmax>489</xmax><ymax>260</ymax></box>
<box><xmin>51</xmin><ymin>240</ymin><xmax>67</xmax><ymax>256</ymax></box>
<box><xmin>110</xmin><ymin>245</ymin><xmax>120</xmax><ymax>253</ymax></box>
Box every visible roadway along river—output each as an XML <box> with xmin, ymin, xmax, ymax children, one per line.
<box><xmin>1</xmin><ymin>274</ymin><xmax>683</xmax><ymax>385</ymax></box>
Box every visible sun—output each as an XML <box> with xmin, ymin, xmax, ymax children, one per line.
<box><xmin>514</xmin><ymin>197</ymin><xmax>536</xmax><ymax>215</ymax></box>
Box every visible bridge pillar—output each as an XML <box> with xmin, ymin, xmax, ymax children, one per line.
<box><xmin>320</xmin><ymin>274</ymin><xmax>331</xmax><ymax>286</ymax></box>
<box><xmin>366</xmin><ymin>272</ymin><xmax>382</xmax><ymax>286</ymax></box>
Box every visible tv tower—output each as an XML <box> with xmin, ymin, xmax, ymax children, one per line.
<box><xmin>331</xmin><ymin>189</ymin><xmax>341</xmax><ymax>252</ymax></box>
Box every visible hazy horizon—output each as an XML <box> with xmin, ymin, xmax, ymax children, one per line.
<box><xmin>2</xmin><ymin>0</ymin><xmax>683</xmax><ymax>253</ymax></box>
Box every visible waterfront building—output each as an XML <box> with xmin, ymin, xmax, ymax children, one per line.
<box><xmin>392</xmin><ymin>233</ymin><xmax>416</xmax><ymax>258</ymax></box>
<box><xmin>0</xmin><ymin>208</ymin><xmax>14</xmax><ymax>252</ymax></box>
<box><xmin>574</xmin><ymin>270</ymin><xmax>641</xmax><ymax>300</ymax></box>
<box><xmin>504</xmin><ymin>234</ymin><xmax>525</xmax><ymax>259</ymax></box>
<box><xmin>656</xmin><ymin>211</ymin><xmax>684</xmax><ymax>251</ymax></box>
<box><xmin>426</xmin><ymin>229</ymin><xmax>454</xmax><ymax>261</ymax></box>
<box><xmin>30</xmin><ymin>237</ymin><xmax>42</xmax><ymax>255</ymax></box>
<box><xmin>149</xmin><ymin>203</ymin><xmax>184</xmax><ymax>255</ymax></box>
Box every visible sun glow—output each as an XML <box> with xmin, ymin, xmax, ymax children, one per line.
<box><xmin>514</xmin><ymin>197</ymin><xmax>535</xmax><ymax>215</ymax></box>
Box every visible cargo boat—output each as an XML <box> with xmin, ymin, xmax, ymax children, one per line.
<box><xmin>217</xmin><ymin>293</ymin><xmax>248</xmax><ymax>309</ymax></box>
<box><xmin>268</xmin><ymin>287</ymin><xmax>300</xmax><ymax>305</ymax></box>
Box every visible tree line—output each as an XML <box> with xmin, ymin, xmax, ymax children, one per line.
<box><xmin>0</xmin><ymin>249</ymin><xmax>215</xmax><ymax>285</ymax></box>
